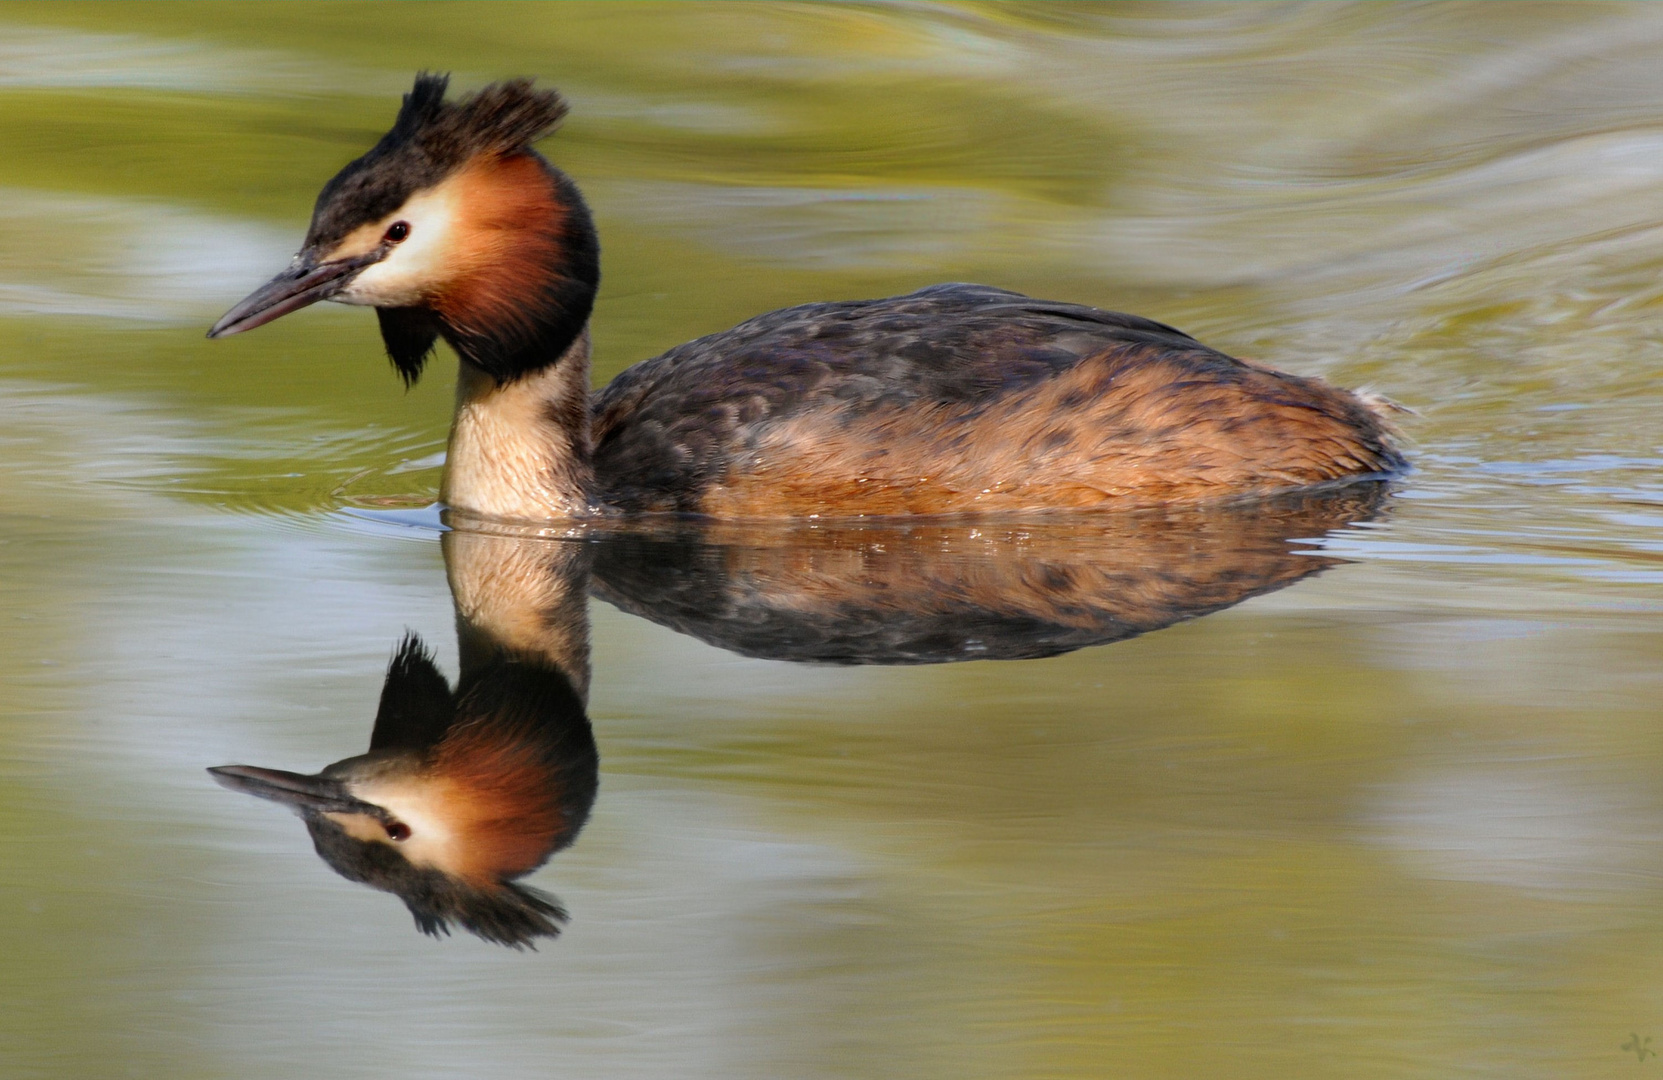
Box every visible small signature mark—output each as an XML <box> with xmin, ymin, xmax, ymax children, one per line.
<box><xmin>1624</xmin><ymin>1033</ymin><xmax>1656</xmax><ymax>1062</ymax></box>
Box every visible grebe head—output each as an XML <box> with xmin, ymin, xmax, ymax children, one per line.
<box><xmin>209</xmin><ymin>634</ymin><xmax>598</xmax><ymax>948</ymax></box>
<box><xmin>208</xmin><ymin>73</ymin><xmax>599</xmax><ymax>387</ymax></box>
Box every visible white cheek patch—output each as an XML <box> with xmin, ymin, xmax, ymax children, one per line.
<box><xmin>333</xmin><ymin>184</ymin><xmax>462</xmax><ymax>308</ymax></box>
<box><xmin>344</xmin><ymin>776</ymin><xmax>460</xmax><ymax>870</ymax></box>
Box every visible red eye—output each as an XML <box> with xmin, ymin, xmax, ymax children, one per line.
<box><xmin>384</xmin><ymin>221</ymin><xmax>410</xmax><ymax>244</ymax></box>
<box><xmin>384</xmin><ymin>821</ymin><xmax>411</xmax><ymax>841</ymax></box>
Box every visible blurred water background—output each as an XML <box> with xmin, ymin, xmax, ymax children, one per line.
<box><xmin>1</xmin><ymin>3</ymin><xmax>1661</xmax><ymax>1077</ymax></box>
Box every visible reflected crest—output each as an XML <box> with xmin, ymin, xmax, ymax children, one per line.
<box><xmin>212</xmin><ymin>534</ymin><xmax>597</xmax><ymax>949</ymax></box>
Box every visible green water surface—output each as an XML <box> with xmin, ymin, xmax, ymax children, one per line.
<box><xmin>1</xmin><ymin>4</ymin><xmax>1661</xmax><ymax>1078</ymax></box>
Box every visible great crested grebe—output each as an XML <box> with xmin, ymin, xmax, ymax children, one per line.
<box><xmin>209</xmin><ymin>74</ymin><xmax>1405</xmax><ymax>521</ymax></box>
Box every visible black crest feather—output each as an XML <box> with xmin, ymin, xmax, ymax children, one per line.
<box><xmin>383</xmin><ymin>72</ymin><xmax>570</xmax><ymax>171</ymax></box>
<box><xmin>304</xmin><ymin>72</ymin><xmax>572</xmax><ymax>253</ymax></box>
<box><xmin>369</xmin><ymin>632</ymin><xmax>455</xmax><ymax>751</ymax></box>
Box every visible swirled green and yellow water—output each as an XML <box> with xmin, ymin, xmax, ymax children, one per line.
<box><xmin>1</xmin><ymin>4</ymin><xmax>1661</xmax><ymax>1077</ymax></box>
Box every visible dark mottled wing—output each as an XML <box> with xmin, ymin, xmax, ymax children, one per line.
<box><xmin>589</xmin><ymin>284</ymin><xmax>1203</xmax><ymax>512</ymax></box>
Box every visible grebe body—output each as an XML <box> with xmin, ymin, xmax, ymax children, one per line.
<box><xmin>210</xmin><ymin>75</ymin><xmax>1404</xmax><ymax>522</ymax></box>
<box><xmin>592</xmin><ymin>284</ymin><xmax>1399</xmax><ymax>516</ymax></box>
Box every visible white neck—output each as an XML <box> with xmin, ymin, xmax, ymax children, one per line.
<box><xmin>440</xmin><ymin>329</ymin><xmax>593</xmax><ymax>521</ymax></box>
<box><xmin>444</xmin><ymin>530</ymin><xmax>592</xmax><ymax>704</ymax></box>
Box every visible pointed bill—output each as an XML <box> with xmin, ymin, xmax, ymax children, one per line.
<box><xmin>207</xmin><ymin>252</ymin><xmax>381</xmax><ymax>339</ymax></box>
<box><xmin>208</xmin><ymin>764</ymin><xmax>371</xmax><ymax>815</ymax></box>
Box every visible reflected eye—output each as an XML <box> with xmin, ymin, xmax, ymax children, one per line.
<box><xmin>384</xmin><ymin>221</ymin><xmax>410</xmax><ymax>244</ymax></box>
<box><xmin>384</xmin><ymin>821</ymin><xmax>411</xmax><ymax>841</ymax></box>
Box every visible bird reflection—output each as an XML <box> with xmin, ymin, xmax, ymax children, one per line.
<box><xmin>211</xmin><ymin>484</ymin><xmax>1385</xmax><ymax>947</ymax></box>
<box><xmin>211</xmin><ymin>532</ymin><xmax>598</xmax><ymax>948</ymax></box>
<box><xmin>590</xmin><ymin>483</ymin><xmax>1389</xmax><ymax>663</ymax></box>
